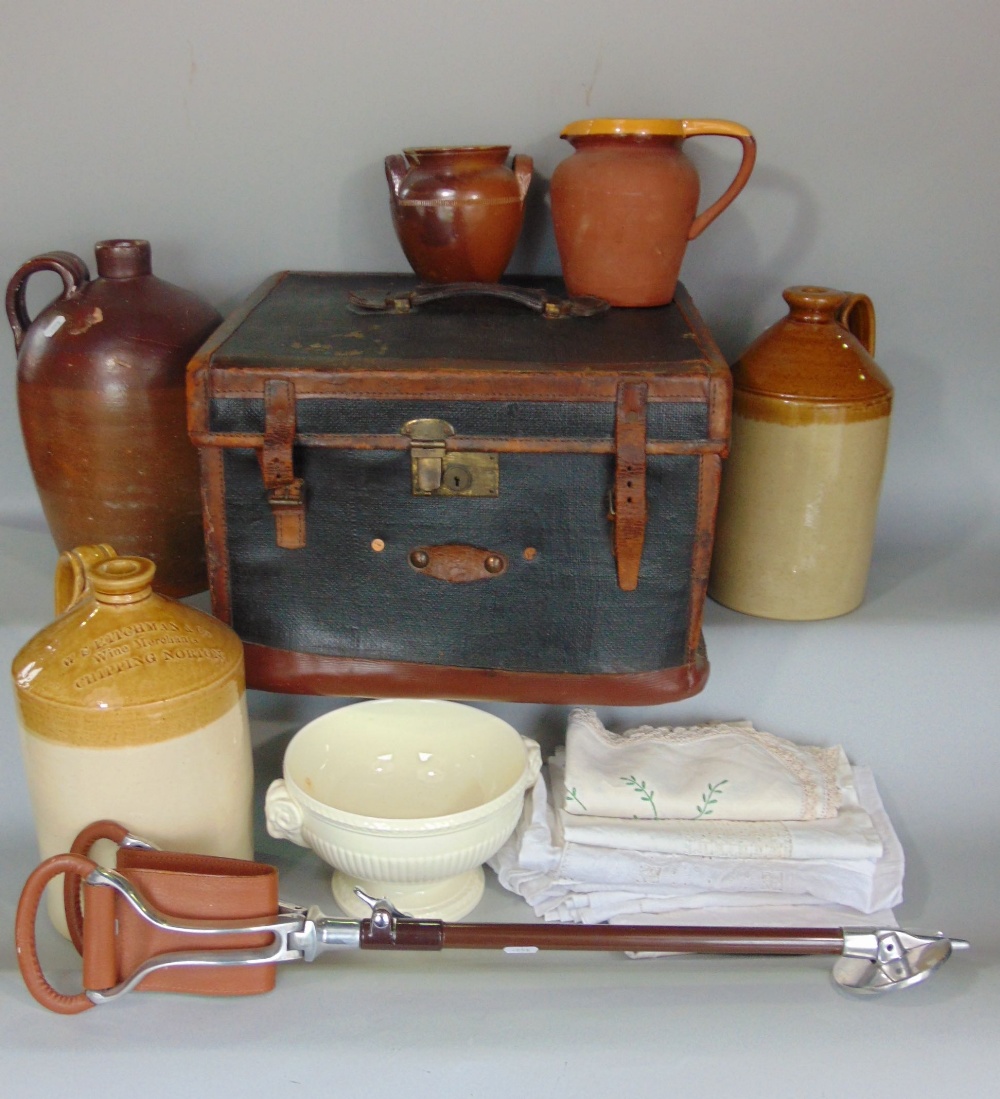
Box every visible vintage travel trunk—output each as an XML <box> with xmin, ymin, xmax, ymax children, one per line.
<box><xmin>187</xmin><ymin>274</ymin><xmax>730</xmax><ymax>705</ymax></box>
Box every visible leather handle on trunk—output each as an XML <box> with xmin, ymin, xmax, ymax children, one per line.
<box><xmin>348</xmin><ymin>282</ymin><xmax>609</xmax><ymax>318</ymax></box>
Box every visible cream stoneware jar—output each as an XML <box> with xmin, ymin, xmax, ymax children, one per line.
<box><xmin>709</xmin><ymin>286</ymin><xmax>892</xmax><ymax>620</ymax></box>
<box><xmin>266</xmin><ymin>698</ymin><xmax>541</xmax><ymax>920</ymax></box>
<box><xmin>12</xmin><ymin>546</ymin><xmax>254</xmax><ymax>936</ymax></box>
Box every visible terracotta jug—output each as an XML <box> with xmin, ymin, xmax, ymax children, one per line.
<box><xmin>385</xmin><ymin>146</ymin><xmax>533</xmax><ymax>283</ymax></box>
<box><xmin>12</xmin><ymin>546</ymin><xmax>254</xmax><ymax>936</ymax></box>
<box><xmin>6</xmin><ymin>240</ymin><xmax>222</xmax><ymax>596</ymax></box>
<box><xmin>550</xmin><ymin>118</ymin><xmax>756</xmax><ymax>307</ymax></box>
<box><xmin>709</xmin><ymin>286</ymin><xmax>893</xmax><ymax>620</ymax></box>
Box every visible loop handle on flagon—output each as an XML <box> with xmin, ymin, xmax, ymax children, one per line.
<box><xmin>6</xmin><ymin>250</ymin><xmax>91</xmax><ymax>352</ymax></box>
<box><xmin>15</xmin><ymin>822</ymin><xmax>969</xmax><ymax>1012</ymax></box>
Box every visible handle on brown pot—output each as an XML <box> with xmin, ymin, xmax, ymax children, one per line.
<box><xmin>680</xmin><ymin>120</ymin><xmax>757</xmax><ymax>241</ymax></box>
<box><xmin>384</xmin><ymin>154</ymin><xmax>409</xmax><ymax>201</ymax></box>
<box><xmin>6</xmin><ymin>251</ymin><xmax>91</xmax><ymax>352</ymax></box>
<box><xmin>512</xmin><ymin>154</ymin><xmax>533</xmax><ymax>202</ymax></box>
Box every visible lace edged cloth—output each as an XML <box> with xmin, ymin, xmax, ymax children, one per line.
<box><xmin>563</xmin><ymin>708</ymin><xmax>849</xmax><ymax>822</ymax></box>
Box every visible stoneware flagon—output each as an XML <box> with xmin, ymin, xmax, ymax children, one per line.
<box><xmin>11</xmin><ymin>546</ymin><xmax>254</xmax><ymax>936</ymax></box>
<box><xmin>385</xmin><ymin>146</ymin><xmax>533</xmax><ymax>283</ymax></box>
<box><xmin>709</xmin><ymin>286</ymin><xmax>893</xmax><ymax>620</ymax></box>
<box><xmin>6</xmin><ymin>240</ymin><xmax>222</xmax><ymax>596</ymax></box>
<box><xmin>549</xmin><ymin>118</ymin><xmax>756</xmax><ymax>307</ymax></box>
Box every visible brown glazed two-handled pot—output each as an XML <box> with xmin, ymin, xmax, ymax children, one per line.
<box><xmin>550</xmin><ymin>118</ymin><xmax>756</xmax><ymax>307</ymax></box>
<box><xmin>6</xmin><ymin>239</ymin><xmax>221</xmax><ymax>596</ymax></box>
<box><xmin>386</xmin><ymin>146</ymin><xmax>533</xmax><ymax>283</ymax></box>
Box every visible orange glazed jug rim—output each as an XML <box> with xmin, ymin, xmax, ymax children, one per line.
<box><xmin>561</xmin><ymin>119</ymin><xmax>690</xmax><ymax>139</ymax></box>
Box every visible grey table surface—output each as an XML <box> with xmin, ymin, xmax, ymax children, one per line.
<box><xmin>1</xmin><ymin>519</ymin><xmax>996</xmax><ymax>1098</ymax></box>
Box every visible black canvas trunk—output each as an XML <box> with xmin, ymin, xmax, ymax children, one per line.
<box><xmin>187</xmin><ymin>274</ymin><xmax>730</xmax><ymax>705</ymax></box>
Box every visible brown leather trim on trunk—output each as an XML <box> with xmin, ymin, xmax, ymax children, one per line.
<box><xmin>613</xmin><ymin>381</ymin><xmax>649</xmax><ymax>591</ymax></box>
<box><xmin>191</xmin><ymin>432</ymin><xmax>728</xmax><ymax>456</ymax></box>
<box><xmin>202</xmin><ymin>368</ymin><xmax>717</xmax><ymax>406</ymax></box>
<box><xmin>685</xmin><ymin>452</ymin><xmax>723</xmax><ymax>659</ymax></box>
<box><xmin>242</xmin><ymin>640</ymin><xmax>708</xmax><ymax>706</ymax></box>
<box><xmin>186</xmin><ymin>271</ymin><xmax>288</xmax><ymax>437</ymax></box>
<box><xmin>673</xmin><ymin>287</ymin><xmax>732</xmax><ymax>449</ymax></box>
<box><xmin>199</xmin><ymin>445</ymin><xmax>232</xmax><ymax>624</ymax></box>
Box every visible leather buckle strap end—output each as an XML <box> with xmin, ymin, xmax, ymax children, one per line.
<box><xmin>261</xmin><ymin>378</ymin><xmax>306</xmax><ymax>549</ymax></box>
<box><xmin>612</xmin><ymin>381</ymin><xmax>649</xmax><ymax>591</ymax></box>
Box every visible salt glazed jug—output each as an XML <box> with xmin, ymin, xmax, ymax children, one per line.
<box><xmin>550</xmin><ymin>118</ymin><xmax>756</xmax><ymax>306</ymax></box>
<box><xmin>385</xmin><ymin>146</ymin><xmax>533</xmax><ymax>283</ymax></box>
<box><xmin>709</xmin><ymin>286</ymin><xmax>893</xmax><ymax>620</ymax></box>
<box><xmin>11</xmin><ymin>546</ymin><xmax>254</xmax><ymax>936</ymax></box>
<box><xmin>6</xmin><ymin>240</ymin><xmax>222</xmax><ymax>596</ymax></box>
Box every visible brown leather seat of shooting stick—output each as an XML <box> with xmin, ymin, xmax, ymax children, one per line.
<box><xmin>16</xmin><ymin>820</ymin><xmax>280</xmax><ymax>1014</ymax></box>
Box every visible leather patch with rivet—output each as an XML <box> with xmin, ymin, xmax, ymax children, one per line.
<box><xmin>408</xmin><ymin>545</ymin><xmax>508</xmax><ymax>583</ymax></box>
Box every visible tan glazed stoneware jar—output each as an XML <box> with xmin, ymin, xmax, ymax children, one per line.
<box><xmin>12</xmin><ymin>547</ymin><xmax>254</xmax><ymax>935</ymax></box>
<box><xmin>549</xmin><ymin>118</ymin><xmax>756</xmax><ymax>307</ymax></box>
<box><xmin>709</xmin><ymin>286</ymin><xmax>893</xmax><ymax>620</ymax></box>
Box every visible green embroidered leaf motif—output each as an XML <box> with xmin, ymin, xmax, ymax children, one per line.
<box><xmin>565</xmin><ymin>787</ymin><xmax>587</xmax><ymax>812</ymax></box>
<box><xmin>621</xmin><ymin>775</ymin><xmax>659</xmax><ymax>820</ymax></box>
<box><xmin>695</xmin><ymin>779</ymin><xmax>729</xmax><ymax>819</ymax></box>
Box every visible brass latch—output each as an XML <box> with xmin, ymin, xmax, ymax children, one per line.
<box><xmin>401</xmin><ymin>419</ymin><xmax>499</xmax><ymax>497</ymax></box>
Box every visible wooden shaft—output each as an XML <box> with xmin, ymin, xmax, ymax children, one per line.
<box><xmin>438</xmin><ymin>923</ymin><xmax>846</xmax><ymax>956</ymax></box>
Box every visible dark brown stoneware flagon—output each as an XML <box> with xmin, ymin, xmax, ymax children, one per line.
<box><xmin>385</xmin><ymin>146</ymin><xmax>532</xmax><ymax>283</ymax></box>
<box><xmin>7</xmin><ymin>240</ymin><xmax>222</xmax><ymax>595</ymax></box>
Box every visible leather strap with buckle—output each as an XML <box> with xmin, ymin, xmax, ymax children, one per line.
<box><xmin>612</xmin><ymin>380</ymin><xmax>649</xmax><ymax>591</ymax></box>
<box><xmin>261</xmin><ymin>378</ymin><xmax>306</xmax><ymax>549</ymax></box>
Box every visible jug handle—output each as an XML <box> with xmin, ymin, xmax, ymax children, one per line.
<box><xmin>6</xmin><ymin>251</ymin><xmax>91</xmax><ymax>352</ymax></box>
<box><xmin>384</xmin><ymin>154</ymin><xmax>409</xmax><ymax>201</ymax></box>
<box><xmin>513</xmin><ymin>154</ymin><xmax>534</xmax><ymax>202</ymax></box>
<box><xmin>681</xmin><ymin>120</ymin><xmax>757</xmax><ymax>241</ymax></box>
<box><xmin>54</xmin><ymin>544</ymin><xmax>118</xmax><ymax>617</ymax></box>
<box><xmin>838</xmin><ymin>293</ymin><xmax>876</xmax><ymax>356</ymax></box>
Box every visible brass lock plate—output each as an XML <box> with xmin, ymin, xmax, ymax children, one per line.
<box><xmin>402</xmin><ymin>418</ymin><xmax>499</xmax><ymax>497</ymax></box>
<box><xmin>416</xmin><ymin>452</ymin><xmax>498</xmax><ymax>497</ymax></box>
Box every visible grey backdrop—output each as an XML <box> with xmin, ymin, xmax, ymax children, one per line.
<box><xmin>3</xmin><ymin>1</ymin><xmax>998</xmax><ymax>536</ymax></box>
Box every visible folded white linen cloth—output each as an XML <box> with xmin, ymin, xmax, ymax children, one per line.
<box><xmin>554</xmin><ymin>752</ymin><xmax>883</xmax><ymax>860</ymax></box>
<box><xmin>563</xmin><ymin>708</ymin><xmax>848</xmax><ymax>821</ymax></box>
<box><xmin>488</xmin><ymin>759</ymin><xmax>904</xmax><ymax>924</ymax></box>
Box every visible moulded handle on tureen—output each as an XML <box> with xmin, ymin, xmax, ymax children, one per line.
<box><xmin>265</xmin><ymin>779</ymin><xmax>307</xmax><ymax>846</ymax></box>
<box><xmin>521</xmin><ymin>737</ymin><xmax>543</xmax><ymax>788</ymax></box>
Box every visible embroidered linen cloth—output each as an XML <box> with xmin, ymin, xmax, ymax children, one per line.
<box><xmin>563</xmin><ymin>709</ymin><xmax>848</xmax><ymax>821</ymax></box>
<box><xmin>553</xmin><ymin>752</ymin><xmax>883</xmax><ymax>861</ymax></box>
<box><xmin>488</xmin><ymin>758</ymin><xmax>904</xmax><ymax>925</ymax></box>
